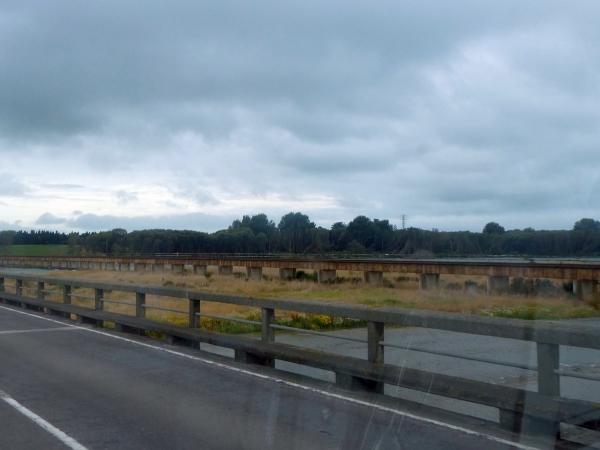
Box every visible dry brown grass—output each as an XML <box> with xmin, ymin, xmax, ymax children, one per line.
<box><xmin>28</xmin><ymin>269</ymin><xmax>599</xmax><ymax>323</ymax></box>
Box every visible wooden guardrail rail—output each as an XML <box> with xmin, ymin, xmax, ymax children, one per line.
<box><xmin>0</xmin><ymin>270</ymin><xmax>598</xmax><ymax>444</ymax></box>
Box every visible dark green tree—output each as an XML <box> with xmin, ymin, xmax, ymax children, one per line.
<box><xmin>483</xmin><ymin>222</ymin><xmax>505</xmax><ymax>234</ymax></box>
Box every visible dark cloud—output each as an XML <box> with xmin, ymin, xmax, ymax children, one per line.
<box><xmin>0</xmin><ymin>1</ymin><xmax>599</xmax><ymax>231</ymax></box>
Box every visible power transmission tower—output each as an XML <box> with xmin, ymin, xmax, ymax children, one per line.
<box><xmin>401</xmin><ymin>214</ymin><xmax>406</xmax><ymax>230</ymax></box>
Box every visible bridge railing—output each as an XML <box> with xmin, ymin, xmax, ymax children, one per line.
<box><xmin>0</xmin><ymin>270</ymin><xmax>599</xmax><ymax>445</ymax></box>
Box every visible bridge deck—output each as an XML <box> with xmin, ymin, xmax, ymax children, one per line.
<box><xmin>0</xmin><ymin>305</ymin><xmax>528</xmax><ymax>450</ymax></box>
<box><xmin>2</xmin><ymin>254</ymin><xmax>600</xmax><ymax>280</ymax></box>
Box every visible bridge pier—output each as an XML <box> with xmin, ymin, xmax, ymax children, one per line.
<box><xmin>247</xmin><ymin>267</ymin><xmax>263</xmax><ymax>281</ymax></box>
<box><xmin>419</xmin><ymin>273</ymin><xmax>439</xmax><ymax>290</ymax></box>
<box><xmin>574</xmin><ymin>279</ymin><xmax>598</xmax><ymax>301</ymax></box>
<box><xmin>218</xmin><ymin>265</ymin><xmax>233</xmax><ymax>276</ymax></box>
<box><xmin>193</xmin><ymin>265</ymin><xmax>207</xmax><ymax>276</ymax></box>
<box><xmin>487</xmin><ymin>276</ymin><xmax>510</xmax><ymax>295</ymax></box>
<box><xmin>318</xmin><ymin>269</ymin><xmax>337</xmax><ymax>283</ymax></box>
<box><xmin>464</xmin><ymin>280</ymin><xmax>479</xmax><ymax>295</ymax></box>
<box><xmin>279</xmin><ymin>268</ymin><xmax>296</xmax><ymax>280</ymax></box>
<box><xmin>364</xmin><ymin>271</ymin><xmax>384</xmax><ymax>285</ymax></box>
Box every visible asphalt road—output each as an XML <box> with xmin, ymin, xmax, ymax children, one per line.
<box><xmin>0</xmin><ymin>304</ymin><xmax>536</xmax><ymax>450</ymax></box>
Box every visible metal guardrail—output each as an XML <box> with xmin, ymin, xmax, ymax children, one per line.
<box><xmin>0</xmin><ymin>270</ymin><xmax>598</xmax><ymax>443</ymax></box>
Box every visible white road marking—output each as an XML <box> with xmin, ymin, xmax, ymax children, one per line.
<box><xmin>0</xmin><ymin>326</ymin><xmax>75</xmax><ymax>335</ymax></box>
<box><xmin>0</xmin><ymin>389</ymin><xmax>89</xmax><ymax>450</ymax></box>
<box><xmin>0</xmin><ymin>304</ymin><xmax>540</xmax><ymax>450</ymax></box>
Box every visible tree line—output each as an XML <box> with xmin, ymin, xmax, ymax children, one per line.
<box><xmin>1</xmin><ymin>214</ymin><xmax>600</xmax><ymax>257</ymax></box>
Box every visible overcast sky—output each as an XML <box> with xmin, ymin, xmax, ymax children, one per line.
<box><xmin>1</xmin><ymin>1</ymin><xmax>599</xmax><ymax>233</ymax></box>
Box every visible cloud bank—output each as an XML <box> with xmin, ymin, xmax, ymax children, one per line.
<box><xmin>0</xmin><ymin>1</ymin><xmax>599</xmax><ymax>232</ymax></box>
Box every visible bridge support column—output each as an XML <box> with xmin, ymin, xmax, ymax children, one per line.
<box><xmin>193</xmin><ymin>265</ymin><xmax>207</xmax><ymax>276</ymax></box>
<box><xmin>464</xmin><ymin>281</ymin><xmax>479</xmax><ymax>295</ymax></box>
<box><xmin>247</xmin><ymin>267</ymin><xmax>263</xmax><ymax>281</ymax></box>
<box><xmin>364</xmin><ymin>271</ymin><xmax>384</xmax><ymax>285</ymax></box>
<box><xmin>575</xmin><ymin>279</ymin><xmax>598</xmax><ymax>301</ymax></box>
<box><xmin>419</xmin><ymin>273</ymin><xmax>439</xmax><ymax>290</ymax></box>
<box><xmin>279</xmin><ymin>268</ymin><xmax>296</xmax><ymax>280</ymax></box>
<box><xmin>487</xmin><ymin>276</ymin><xmax>510</xmax><ymax>295</ymax></box>
<box><xmin>318</xmin><ymin>269</ymin><xmax>337</xmax><ymax>283</ymax></box>
<box><xmin>573</xmin><ymin>280</ymin><xmax>581</xmax><ymax>297</ymax></box>
<box><xmin>218</xmin><ymin>265</ymin><xmax>233</xmax><ymax>276</ymax></box>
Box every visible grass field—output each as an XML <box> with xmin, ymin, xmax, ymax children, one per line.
<box><xmin>0</xmin><ymin>244</ymin><xmax>71</xmax><ymax>256</ymax></box>
<box><xmin>30</xmin><ymin>269</ymin><xmax>600</xmax><ymax>332</ymax></box>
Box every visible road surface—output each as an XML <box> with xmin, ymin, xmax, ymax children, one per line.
<box><xmin>0</xmin><ymin>304</ymin><xmax>545</xmax><ymax>450</ymax></box>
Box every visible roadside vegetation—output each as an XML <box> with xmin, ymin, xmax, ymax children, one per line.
<box><xmin>30</xmin><ymin>269</ymin><xmax>600</xmax><ymax>333</ymax></box>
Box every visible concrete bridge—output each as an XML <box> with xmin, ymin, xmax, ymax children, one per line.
<box><xmin>0</xmin><ymin>270</ymin><xmax>599</xmax><ymax>448</ymax></box>
<box><xmin>1</xmin><ymin>254</ymin><xmax>599</xmax><ymax>300</ymax></box>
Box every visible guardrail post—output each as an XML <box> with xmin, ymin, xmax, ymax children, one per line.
<box><xmin>234</xmin><ymin>307</ymin><xmax>275</xmax><ymax>367</ymax></box>
<box><xmin>537</xmin><ymin>343</ymin><xmax>560</xmax><ymax>396</ymax></box>
<box><xmin>37</xmin><ymin>281</ymin><xmax>45</xmax><ymax>300</ymax></box>
<box><xmin>15</xmin><ymin>279</ymin><xmax>23</xmax><ymax>297</ymax></box>
<box><xmin>336</xmin><ymin>321</ymin><xmax>385</xmax><ymax>394</ymax></box>
<box><xmin>368</xmin><ymin>321</ymin><xmax>385</xmax><ymax>393</ymax></box>
<box><xmin>189</xmin><ymin>298</ymin><xmax>200</xmax><ymax>328</ymax></box>
<box><xmin>63</xmin><ymin>285</ymin><xmax>72</xmax><ymax>304</ymax></box>
<box><xmin>59</xmin><ymin>284</ymin><xmax>72</xmax><ymax>319</ymax></box>
<box><xmin>94</xmin><ymin>288</ymin><xmax>104</xmax><ymax>311</ymax></box>
<box><xmin>136</xmin><ymin>292</ymin><xmax>146</xmax><ymax>318</ymax></box>
<box><xmin>501</xmin><ymin>343</ymin><xmax>561</xmax><ymax>439</ymax></box>
<box><xmin>36</xmin><ymin>281</ymin><xmax>47</xmax><ymax>313</ymax></box>
<box><xmin>367</xmin><ymin>321</ymin><xmax>384</xmax><ymax>364</ymax></box>
<box><xmin>533</xmin><ymin>343</ymin><xmax>560</xmax><ymax>440</ymax></box>
<box><xmin>92</xmin><ymin>288</ymin><xmax>104</xmax><ymax>327</ymax></box>
<box><xmin>261</xmin><ymin>307</ymin><xmax>275</xmax><ymax>343</ymax></box>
